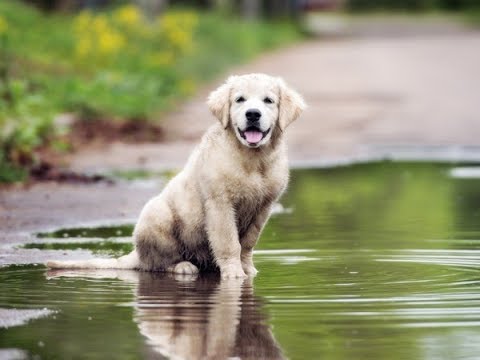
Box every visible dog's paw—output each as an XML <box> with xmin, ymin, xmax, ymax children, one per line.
<box><xmin>46</xmin><ymin>260</ymin><xmax>64</xmax><ymax>269</ymax></box>
<box><xmin>169</xmin><ymin>261</ymin><xmax>199</xmax><ymax>275</ymax></box>
<box><xmin>242</xmin><ymin>264</ymin><xmax>258</xmax><ymax>277</ymax></box>
<box><xmin>221</xmin><ymin>264</ymin><xmax>247</xmax><ymax>279</ymax></box>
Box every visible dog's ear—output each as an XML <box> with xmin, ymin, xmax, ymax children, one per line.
<box><xmin>207</xmin><ymin>78</ymin><xmax>234</xmax><ymax>128</ymax></box>
<box><xmin>278</xmin><ymin>79</ymin><xmax>306</xmax><ymax>131</ymax></box>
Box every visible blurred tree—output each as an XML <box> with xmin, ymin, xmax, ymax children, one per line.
<box><xmin>22</xmin><ymin>0</ymin><xmax>306</xmax><ymax>18</ymax></box>
<box><xmin>213</xmin><ymin>0</ymin><xmax>303</xmax><ymax>19</ymax></box>
<box><xmin>22</xmin><ymin>0</ymin><xmax>110</xmax><ymax>11</ymax></box>
<box><xmin>243</xmin><ymin>0</ymin><xmax>261</xmax><ymax>19</ymax></box>
<box><xmin>264</xmin><ymin>0</ymin><xmax>302</xmax><ymax>19</ymax></box>
<box><xmin>191</xmin><ymin>0</ymin><xmax>303</xmax><ymax>19</ymax></box>
<box><xmin>22</xmin><ymin>0</ymin><xmax>74</xmax><ymax>10</ymax></box>
<box><xmin>134</xmin><ymin>0</ymin><xmax>169</xmax><ymax>16</ymax></box>
<box><xmin>346</xmin><ymin>0</ymin><xmax>480</xmax><ymax>11</ymax></box>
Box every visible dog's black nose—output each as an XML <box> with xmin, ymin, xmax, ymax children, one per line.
<box><xmin>246</xmin><ymin>109</ymin><xmax>261</xmax><ymax>123</ymax></box>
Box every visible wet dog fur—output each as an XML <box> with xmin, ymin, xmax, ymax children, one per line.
<box><xmin>47</xmin><ymin>74</ymin><xmax>305</xmax><ymax>279</ymax></box>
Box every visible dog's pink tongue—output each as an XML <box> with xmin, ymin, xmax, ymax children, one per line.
<box><xmin>245</xmin><ymin>130</ymin><xmax>263</xmax><ymax>143</ymax></box>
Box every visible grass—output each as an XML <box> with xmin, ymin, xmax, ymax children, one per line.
<box><xmin>0</xmin><ymin>1</ymin><xmax>302</xmax><ymax>183</ymax></box>
<box><xmin>342</xmin><ymin>5</ymin><xmax>480</xmax><ymax>27</ymax></box>
<box><xmin>463</xmin><ymin>9</ymin><xmax>480</xmax><ymax>26</ymax></box>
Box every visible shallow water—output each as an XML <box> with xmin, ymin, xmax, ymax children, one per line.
<box><xmin>2</xmin><ymin>162</ymin><xmax>480</xmax><ymax>359</ymax></box>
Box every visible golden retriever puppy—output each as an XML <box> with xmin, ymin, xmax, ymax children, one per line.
<box><xmin>47</xmin><ymin>73</ymin><xmax>305</xmax><ymax>278</ymax></box>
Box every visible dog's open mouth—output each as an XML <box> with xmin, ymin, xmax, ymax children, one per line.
<box><xmin>238</xmin><ymin>127</ymin><xmax>271</xmax><ymax>146</ymax></box>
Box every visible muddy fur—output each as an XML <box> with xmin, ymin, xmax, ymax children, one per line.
<box><xmin>47</xmin><ymin>74</ymin><xmax>305</xmax><ymax>279</ymax></box>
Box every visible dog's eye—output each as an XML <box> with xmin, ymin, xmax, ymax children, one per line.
<box><xmin>263</xmin><ymin>97</ymin><xmax>274</xmax><ymax>104</ymax></box>
<box><xmin>235</xmin><ymin>96</ymin><xmax>246</xmax><ymax>103</ymax></box>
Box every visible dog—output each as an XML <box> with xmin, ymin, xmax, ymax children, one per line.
<box><xmin>47</xmin><ymin>73</ymin><xmax>305</xmax><ymax>279</ymax></box>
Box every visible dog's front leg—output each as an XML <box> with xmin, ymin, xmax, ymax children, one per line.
<box><xmin>240</xmin><ymin>204</ymin><xmax>273</xmax><ymax>277</ymax></box>
<box><xmin>206</xmin><ymin>199</ymin><xmax>246</xmax><ymax>279</ymax></box>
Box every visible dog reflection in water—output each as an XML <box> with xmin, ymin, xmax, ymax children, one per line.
<box><xmin>46</xmin><ymin>270</ymin><xmax>284</xmax><ymax>360</ymax></box>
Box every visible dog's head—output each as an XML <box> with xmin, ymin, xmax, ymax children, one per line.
<box><xmin>207</xmin><ymin>74</ymin><xmax>306</xmax><ymax>148</ymax></box>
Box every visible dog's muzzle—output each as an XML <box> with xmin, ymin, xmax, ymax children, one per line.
<box><xmin>238</xmin><ymin>126</ymin><xmax>271</xmax><ymax>146</ymax></box>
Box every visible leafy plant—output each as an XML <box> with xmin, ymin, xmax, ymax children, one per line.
<box><xmin>0</xmin><ymin>1</ymin><xmax>301</xmax><ymax>182</ymax></box>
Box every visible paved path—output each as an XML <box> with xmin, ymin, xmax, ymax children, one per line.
<box><xmin>2</xmin><ymin>26</ymin><xmax>480</xmax><ymax>266</ymax></box>
<box><xmin>69</xmin><ymin>30</ymin><xmax>480</xmax><ymax>173</ymax></box>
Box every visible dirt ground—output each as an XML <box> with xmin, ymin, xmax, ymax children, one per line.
<box><xmin>2</xmin><ymin>22</ymin><xmax>480</xmax><ymax>266</ymax></box>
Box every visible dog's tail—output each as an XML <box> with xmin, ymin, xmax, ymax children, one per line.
<box><xmin>46</xmin><ymin>250</ymin><xmax>140</xmax><ymax>270</ymax></box>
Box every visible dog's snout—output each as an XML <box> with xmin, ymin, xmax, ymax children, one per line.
<box><xmin>246</xmin><ymin>109</ymin><xmax>261</xmax><ymax>123</ymax></box>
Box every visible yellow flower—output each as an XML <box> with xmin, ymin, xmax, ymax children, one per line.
<box><xmin>98</xmin><ymin>30</ymin><xmax>125</xmax><ymax>55</ymax></box>
<box><xmin>113</xmin><ymin>5</ymin><xmax>142</xmax><ymax>28</ymax></box>
<box><xmin>0</xmin><ymin>16</ymin><xmax>8</xmax><ymax>35</ymax></box>
<box><xmin>92</xmin><ymin>15</ymin><xmax>109</xmax><ymax>34</ymax></box>
<box><xmin>73</xmin><ymin>11</ymin><xmax>127</xmax><ymax>63</ymax></box>
<box><xmin>157</xmin><ymin>12</ymin><xmax>197</xmax><ymax>54</ymax></box>
<box><xmin>73</xmin><ymin>11</ymin><xmax>92</xmax><ymax>33</ymax></box>
<box><xmin>170</xmin><ymin>29</ymin><xmax>193</xmax><ymax>53</ymax></box>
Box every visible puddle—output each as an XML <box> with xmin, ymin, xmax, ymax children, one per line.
<box><xmin>23</xmin><ymin>240</ymin><xmax>133</xmax><ymax>257</ymax></box>
<box><xmin>37</xmin><ymin>225</ymin><xmax>134</xmax><ymax>239</ymax></box>
<box><xmin>3</xmin><ymin>162</ymin><xmax>480</xmax><ymax>359</ymax></box>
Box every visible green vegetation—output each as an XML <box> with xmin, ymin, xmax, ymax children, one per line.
<box><xmin>0</xmin><ymin>1</ymin><xmax>301</xmax><ymax>182</ymax></box>
<box><xmin>347</xmin><ymin>0</ymin><xmax>479</xmax><ymax>12</ymax></box>
<box><xmin>345</xmin><ymin>0</ymin><xmax>480</xmax><ymax>27</ymax></box>
<box><xmin>463</xmin><ymin>8</ymin><xmax>480</xmax><ymax>26</ymax></box>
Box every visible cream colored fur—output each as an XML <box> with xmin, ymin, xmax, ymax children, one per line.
<box><xmin>47</xmin><ymin>73</ymin><xmax>305</xmax><ymax>279</ymax></box>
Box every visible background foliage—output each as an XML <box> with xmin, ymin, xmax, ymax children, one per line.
<box><xmin>347</xmin><ymin>0</ymin><xmax>480</xmax><ymax>11</ymax></box>
<box><xmin>0</xmin><ymin>0</ymin><xmax>301</xmax><ymax>182</ymax></box>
